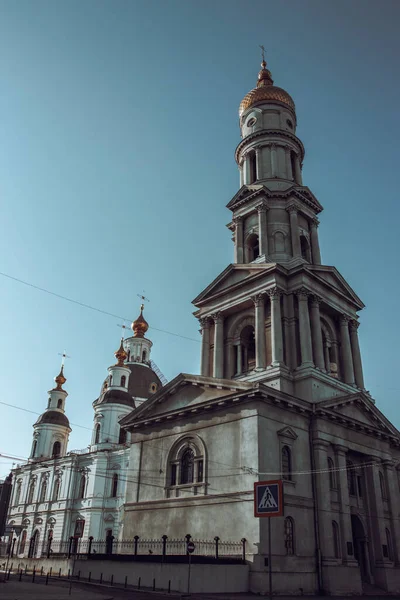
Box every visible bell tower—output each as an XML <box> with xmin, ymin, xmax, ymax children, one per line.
<box><xmin>193</xmin><ymin>57</ymin><xmax>366</xmax><ymax>403</ymax></box>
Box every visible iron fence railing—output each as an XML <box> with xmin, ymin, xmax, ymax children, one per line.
<box><xmin>27</xmin><ymin>535</ymin><xmax>247</xmax><ymax>562</ymax></box>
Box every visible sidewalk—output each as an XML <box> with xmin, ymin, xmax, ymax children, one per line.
<box><xmin>0</xmin><ymin>580</ymin><xmax>113</xmax><ymax>600</ymax></box>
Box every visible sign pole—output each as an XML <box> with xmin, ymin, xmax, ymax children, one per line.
<box><xmin>268</xmin><ymin>517</ymin><xmax>272</xmax><ymax>598</ymax></box>
<box><xmin>187</xmin><ymin>552</ymin><xmax>191</xmax><ymax>595</ymax></box>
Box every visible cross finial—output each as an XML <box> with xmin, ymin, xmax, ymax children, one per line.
<box><xmin>58</xmin><ymin>350</ymin><xmax>71</xmax><ymax>368</ymax></box>
<box><xmin>117</xmin><ymin>321</ymin><xmax>129</xmax><ymax>339</ymax></box>
<box><xmin>259</xmin><ymin>45</ymin><xmax>266</xmax><ymax>63</ymax></box>
<box><xmin>137</xmin><ymin>291</ymin><xmax>150</xmax><ymax>305</ymax></box>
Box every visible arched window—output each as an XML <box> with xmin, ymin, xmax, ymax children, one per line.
<box><xmin>347</xmin><ymin>460</ymin><xmax>356</xmax><ymax>496</ymax></box>
<box><xmin>180</xmin><ymin>448</ymin><xmax>195</xmax><ymax>484</ymax></box>
<box><xmin>19</xmin><ymin>529</ymin><xmax>27</xmax><ymax>555</ymax></box>
<box><xmin>385</xmin><ymin>528</ymin><xmax>393</xmax><ymax>561</ymax></box>
<box><xmin>14</xmin><ymin>481</ymin><xmax>22</xmax><ymax>506</ymax></box>
<box><xmin>332</xmin><ymin>520</ymin><xmax>341</xmax><ymax>558</ymax></box>
<box><xmin>94</xmin><ymin>423</ymin><xmax>101</xmax><ymax>444</ymax></box>
<box><xmin>57</xmin><ymin>398</ymin><xmax>63</xmax><ymax>408</ymax></box>
<box><xmin>39</xmin><ymin>480</ymin><xmax>47</xmax><ymax>503</ymax></box>
<box><xmin>27</xmin><ymin>481</ymin><xmax>35</xmax><ymax>504</ymax></box>
<box><xmin>379</xmin><ymin>471</ymin><xmax>387</xmax><ymax>500</ymax></box>
<box><xmin>142</xmin><ymin>350</ymin><xmax>147</xmax><ymax>361</ymax></box>
<box><xmin>284</xmin><ymin>517</ymin><xmax>295</xmax><ymax>555</ymax></box>
<box><xmin>246</xmin><ymin>233</ymin><xmax>260</xmax><ymax>262</ymax></box>
<box><xmin>31</xmin><ymin>440</ymin><xmax>37</xmax><ymax>458</ymax></box>
<box><xmin>300</xmin><ymin>235</ymin><xmax>311</xmax><ymax>262</ymax></box>
<box><xmin>120</xmin><ymin>375</ymin><xmax>126</xmax><ymax>387</ymax></box>
<box><xmin>78</xmin><ymin>475</ymin><xmax>86</xmax><ymax>499</ymax></box>
<box><xmin>111</xmin><ymin>473</ymin><xmax>118</xmax><ymax>497</ymax></box>
<box><xmin>282</xmin><ymin>446</ymin><xmax>292</xmax><ymax>480</ymax></box>
<box><xmin>118</xmin><ymin>427</ymin><xmax>127</xmax><ymax>444</ymax></box>
<box><xmin>248</xmin><ymin>151</ymin><xmax>257</xmax><ymax>183</ymax></box>
<box><xmin>238</xmin><ymin>324</ymin><xmax>256</xmax><ymax>373</ymax></box>
<box><xmin>53</xmin><ymin>478</ymin><xmax>61</xmax><ymax>501</ymax></box>
<box><xmin>290</xmin><ymin>151</ymin><xmax>297</xmax><ymax>182</ymax></box>
<box><xmin>328</xmin><ymin>457</ymin><xmax>336</xmax><ymax>489</ymax></box>
<box><xmin>52</xmin><ymin>441</ymin><xmax>61</xmax><ymax>458</ymax></box>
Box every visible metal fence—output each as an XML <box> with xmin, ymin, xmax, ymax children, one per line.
<box><xmin>31</xmin><ymin>535</ymin><xmax>246</xmax><ymax>562</ymax></box>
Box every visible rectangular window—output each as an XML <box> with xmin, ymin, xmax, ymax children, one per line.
<box><xmin>74</xmin><ymin>519</ymin><xmax>85</xmax><ymax>538</ymax></box>
<box><xmin>171</xmin><ymin>464</ymin><xmax>177</xmax><ymax>486</ymax></box>
<box><xmin>197</xmin><ymin>460</ymin><xmax>203</xmax><ymax>483</ymax></box>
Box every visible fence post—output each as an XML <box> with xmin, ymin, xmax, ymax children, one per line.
<box><xmin>134</xmin><ymin>535</ymin><xmax>139</xmax><ymax>556</ymax></box>
<box><xmin>50</xmin><ymin>567</ymin><xmax>52</xmax><ymax>577</ymax></box>
<box><xmin>124</xmin><ymin>575</ymin><xmax>127</xmax><ymax>588</ymax></box>
<box><xmin>25</xmin><ymin>565</ymin><xmax>27</xmax><ymax>575</ymax></box>
<box><xmin>67</xmin><ymin>568</ymin><xmax>70</xmax><ymax>579</ymax></box>
<box><xmin>59</xmin><ymin>567</ymin><xmax>61</xmax><ymax>578</ymax></box>
<box><xmin>32</xmin><ymin>566</ymin><xmax>36</xmax><ymax>583</ymax></box>
<box><xmin>19</xmin><ymin>568</ymin><xmax>22</xmax><ymax>581</ymax></box>
<box><xmin>11</xmin><ymin>538</ymin><xmax>16</xmax><ymax>558</ymax></box>
<box><xmin>214</xmin><ymin>536</ymin><xmax>220</xmax><ymax>560</ymax></box>
<box><xmin>162</xmin><ymin>535</ymin><xmax>168</xmax><ymax>560</ymax></box>
<box><xmin>241</xmin><ymin>538</ymin><xmax>247</xmax><ymax>563</ymax></box>
<box><xmin>40</xmin><ymin>566</ymin><xmax>44</xmax><ymax>576</ymax></box>
<box><xmin>100</xmin><ymin>572</ymin><xmax>103</xmax><ymax>584</ymax></box>
<box><xmin>88</xmin><ymin>536</ymin><xmax>93</xmax><ymax>556</ymax></box>
<box><xmin>88</xmin><ymin>571</ymin><xmax>91</xmax><ymax>582</ymax></box>
<box><xmin>138</xmin><ymin>576</ymin><xmax>141</xmax><ymax>590</ymax></box>
<box><xmin>153</xmin><ymin>578</ymin><xmax>156</xmax><ymax>591</ymax></box>
<box><xmin>110</xmin><ymin>574</ymin><xmax>114</xmax><ymax>586</ymax></box>
<box><xmin>46</xmin><ymin>572</ymin><xmax>49</xmax><ymax>585</ymax></box>
<box><xmin>168</xmin><ymin>579</ymin><xmax>171</xmax><ymax>594</ymax></box>
<box><xmin>77</xmin><ymin>570</ymin><xmax>80</xmax><ymax>581</ymax></box>
<box><xmin>68</xmin><ymin>536</ymin><xmax>73</xmax><ymax>559</ymax></box>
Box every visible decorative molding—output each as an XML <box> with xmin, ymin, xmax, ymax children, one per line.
<box><xmin>256</xmin><ymin>202</ymin><xmax>268</xmax><ymax>213</ymax></box>
<box><xmin>251</xmin><ymin>293</ymin><xmax>266</xmax><ymax>306</ymax></box>
<box><xmin>340</xmin><ymin>314</ymin><xmax>352</xmax><ymax>325</ymax></box>
<box><xmin>286</xmin><ymin>204</ymin><xmax>298</xmax><ymax>215</ymax></box>
<box><xmin>310</xmin><ymin>294</ymin><xmax>323</xmax><ymax>306</ymax></box>
<box><xmin>294</xmin><ymin>287</ymin><xmax>310</xmax><ymax>299</ymax></box>
<box><xmin>235</xmin><ymin>129</ymin><xmax>305</xmax><ymax>165</ymax></box>
<box><xmin>311</xmin><ymin>218</ymin><xmax>320</xmax><ymax>229</ymax></box>
<box><xmin>199</xmin><ymin>317</ymin><xmax>211</xmax><ymax>329</ymax></box>
<box><xmin>277</xmin><ymin>426</ymin><xmax>298</xmax><ymax>440</ymax></box>
<box><xmin>349</xmin><ymin>319</ymin><xmax>360</xmax><ymax>331</ymax></box>
<box><xmin>211</xmin><ymin>312</ymin><xmax>223</xmax><ymax>323</ymax></box>
<box><xmin>267</xmin><ymin>286</ymin><xmax>283</xmax><ymax>299</ymax></box>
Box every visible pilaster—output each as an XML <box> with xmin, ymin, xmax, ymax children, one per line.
<box><xmin>349</xmin><ymin>320</ymin><xmax>365</xmax><ymax>389</ymax></box>
<box><xmin>268</xmin><ymin>288</ymin><xmax>284</xmax><ymax>366</ymax></box>
<box><xmin>310</xmin><ymin>219</ymin><xmax>322</xmax><ymax>265</ymax></box>
<box><xmin>295</xmin><ymin>288</ymin><xmax>314</xmax><ymax>367</ymax></box>
<box><xmin>382</xmin><ymin>460</ymin><xmax>400</xmax><ymax>565</ymax></box>
<box><xmin>310</xmin><ymin>295</ymin><xmax>325</xmax><ymax>370</ymax></box>
<box><xmin>199</xmin><ymin>317</ymin><xmax>211</xmax><ymax>377</ymax></box>
<box><xmin>339</xmin><ymin>315</ymin><xmax>355</xmax><ymax>386</ymax></box>
<box><xmin>287</xmin><ymin>205</ymin><xmax>301</xmax><ymax>258</ymax></box>
<box><xmin>257</xmin><ymin>203</ymin><xmax>269</xmax><ymax>257</ymax></box>
<box><xmin>333</xmin><ymin>445</ymin><xmax>358</xmax><ymax>566</ymax></box>
<box><xmin>212</xmin><ymin>312</ymin><xmax>224</xmax><ymax>379</ymax></box>
<box><xmin>233</xmin><ymin>216</ymin><xmax>244</xmax><ymax>264</ymax></box>
<box><xmin>252</xmin><ymin>293</ymin><xmax>266</xmax><ymax>370</ymax></box>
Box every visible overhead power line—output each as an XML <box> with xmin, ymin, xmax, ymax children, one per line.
<box><xmin>0</xmin><ymin>270</ymin><xmax>200</xmax><ymax>344</ymax></box>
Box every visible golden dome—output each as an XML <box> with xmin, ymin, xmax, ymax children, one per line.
<box><xmin>54</xmin><ymin>365</ymin><xmax>67</xmax><ymax>391</ymax></box>
<box><xmin>114</xmin><ymin>338</ymin><xmax>128</xmax><ymax>366</ymax></box>
<box><xmin>131</xmin><ymin>304</ymin><xmax>149</xmax><ymax>338</ymax></box>
<box><xmin>239</xmin><ymin>60</ymin><xmax>295</xmax><ymax>117</ymax></box>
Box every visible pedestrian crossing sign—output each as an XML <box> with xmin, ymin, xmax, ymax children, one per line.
<box><xmin>254</xmin><ymin>480</ymin><xmax>283</xmax><ymax>517</ymax></box>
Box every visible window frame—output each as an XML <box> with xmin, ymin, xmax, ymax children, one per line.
<box><xmin>166</xmin><ymin>437</ymin><xmax>206</xmax><ymax>496</ymax></box>
<box><xmin>332</xmin><ymin>520</ymin><xmax>341</xmax><ymax>558</ymax></box>
<box><xmin>328</xmin><ymin>457</ymin><xmax>337</xmax><ymax>489</ymax></box>
<box><xmin>284</xmin><ymin>516</ymin><xmax>295</xmax><ymax>555</ymax></box>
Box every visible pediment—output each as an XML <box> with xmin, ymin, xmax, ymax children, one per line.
<box><xmin>318</xmin><ymin>394</ymin><xmax>400</xmax><ymax>438</ymax></box>
<box><xmin>277</xmin><ymin>426</ymin><xmax>298</xmax><ymax>440</ymax></box>
<box><xmin>192</xmin><ymin>263</ymin><xmax>276</xmax><ymax>306</ymax></box>
<box><xmin>226</xmin><ymin>185</ymin><xmax>269</xmax><ymax>210</ymax></box>
<box><xmin>120</xmin><ymin>374</ymin><xmax>253</xmax><ymax>426</ymax></box>
<box><xmin>226</xmin><ymin>184</ymin><xmax>323</xmax><ymax>214</ymax></box>
<box><xmin>305</xmin><ymin>265</ymin><xmax>365</xmax><ymax>309</ymax></box>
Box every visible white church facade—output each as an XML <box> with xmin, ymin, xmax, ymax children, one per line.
<box><xmin>6</xmin><ymin>58</ymin><xmax>400</xmax><ymax>595</ymax></box>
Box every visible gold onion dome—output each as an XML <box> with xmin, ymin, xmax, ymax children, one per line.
<box><xmin>239</xmin><ymin>60</ymin><xmax>295</xmax><ymax>117</ymax></box>
<box><xmin>54</xmin><ymin>365</ymin><xmax>67</xmax><ymax>391</ymax></box>
<box><xmin>114</xmin><ymin>338</ymin><xmax>128</xmax><ymax>366</ymax></box>
<box><xmin>131</xmin><ymin>304</ymin><xmax>149</xmax><ymax>338</ymax></box>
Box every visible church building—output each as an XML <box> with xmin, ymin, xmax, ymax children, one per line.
<box><xmin>6</xmin><ymin>58</ymin><xmax>400</xmax><ymax>595</ymax></box>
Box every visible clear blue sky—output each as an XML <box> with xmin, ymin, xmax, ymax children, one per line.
<box><xmin>1</xmin><ymin>0</ymin><xmax>399</xmax><ymax>476</ymax></box>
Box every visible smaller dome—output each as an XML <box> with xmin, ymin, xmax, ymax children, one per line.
<box><xmin>35</xmin><ymin>410</ymin><xmax>70</xmax><ymax>428</ymax></box>
<box><xmin>131</xmin><ymin>304</ymin><xmax>149</xmax><ymax>338</ymax></box>
<box><xmin>239</xmin><ymin>60</ymin><xmax>295</xmax><ymax>116</ymax></box>
<box><xmin>114</xmin><ymin>338</ymin><xmax>128</xmax><ymax>366</ymax></box>
<box><xmin>53</xmin><ymin>366</ymin><xmax>66</xmax><ymax>391</ymax></box>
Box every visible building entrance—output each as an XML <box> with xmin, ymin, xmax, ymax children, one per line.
<box><xmin>351</xmin><ymin>514</ymin><xmax>372</xmax><ymax>584</ymax></box>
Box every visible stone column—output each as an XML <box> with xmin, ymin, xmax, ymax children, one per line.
<box><xmin>199</xmin><ymin>318</ymin><xmax>211</xmax><ymax>377</ymax></box>
<box><xmin>270</xmin><ymin>144</ymin><xmax>277</xmax><ymax>178</ymax></box>
<box><xmin>233</xmin><ymin>217</ymin><xmax>244</xmax><ymax>264</ymax></box>
<box><xmin>349</xmin><ymin>320</ymin><xmax>365</xmax><ymax>389</ymax></box>
<box><xmin>268</xmin><ymin>288</ymin><xmax>284</xmax><ymax>366</ymax></box>
<box><xmin>334</xmin><ymin>445</ymin><xmax>357</xmax><ymax>565</ymax></box>
<box><xmin>339</xmin><ymin>315</ymin><xmax>355</xmax><ymax>386</ymax></box>
<box><xmin>236</xmin><ymin>343</ymin><xmax>242</xmax><ymax>376</ymax></box>
<box><xmin>252</xmin><ymin>293</ymin><xmax>266</xmax><ymax>370</ymax></box>
<box><xmin>364</xmin><ymin>457</ymin><xmax>387</xmax><ymax>564</ymax></box>
<box><xmin>287</xmin><ymin>205</ymin><xmax>301</xmax><ymax>258</ymax></box>
<box><xmin>294</xmin><ymin>155</ymin><xmax>302</xmax><ymax>185</ymax></box>
<box><xmin>257</xmin><ymin>204</ymin><xmax>268</xmax><ymax>256</ymax></box>
<box><xmin>265</xmin><ymin>146</ymin><xmax>272</xmax><ymax>178</ymax></box>
<box><xmin>310</xmin><ymin>295</ymin><xmax>325</xmax><ymax>370</ymax></box>
<box><xmin>239</xmin><ymin>163</ymin><xmax>244</xmax><ymax>187</ymax></box>
<box><xmin>243</xmin><ymin>153</ymin><xmax>251</xmax><ymax>185</ymax></box>
<box><xmin>296</xmin><ymin>289</ymin><xmax>314</xmax><ymax>367</ymax></box>
<box><xmin>285</xmin><ymin>146</ymin><xmax>293</xmax><ymax>180</ymax></box>
<box><xmin>226</xmin><ymin>339</ymin><xmax>235</xmax><ymax>379</ymax></box>
<box><xmin>382</xmin><ymin>460</ymin><xmax>400</xmax><ymax>564</ymax></box>
<box><xmin>310</xmin><ymin>219</ymin><xmax>322</xmax><ymax>265</ymax></box>
<box><xmin>313</xmin><ymin>440</ymin><xmax>334</xmax><ymax>558</ymax></box>
<box><xmin>212</xmin><ymin>312</ymin><xmax>224</xmax><ymax>379</ymax></box>
<box><xmin>255</xmin><ymin>147</ymin><xmax>262</xmax><ymax>181</ymax></box>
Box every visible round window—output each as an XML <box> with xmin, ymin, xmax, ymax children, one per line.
<box><xmin>149</xmin><ymin>382</ymin><xmax>158</xmax><ymax>394</ymax></box>
<box><xmin>286</xmin><ymin>119</ymin><xmax>293</xmax><ymax>129</ymax></box>
<box><xmin>247</xmin><ymin>117</ymin><xmax>257</xmax><ymax>127</ymax></box>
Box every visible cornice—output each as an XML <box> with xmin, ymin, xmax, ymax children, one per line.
<box><xmin>227</xmin><ymin>185</ymin><xmax>322</xmax><ymax>215</ymax></box>
<box><xmin>235</xmin><ymin>129</ymin><xmax>305</xmax><ymax>165</ymax></box>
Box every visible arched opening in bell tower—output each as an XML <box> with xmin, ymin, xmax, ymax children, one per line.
<box><xmin>249</xmin><ymin>151</ymin><xmax>257</xmax><ymax>184</ymax></box>
<box><xmin>234</xmin><ymin>325</ymin><xmax>256</xmax><ymax>375</ymax></box>
<box><xmin>246</xmin><ymin>233</ymin><xmax>260</xmax><ymax>262</ymax></box>
<box><xmin>300</xmin><ymin>235</ymin><xmax>311</xmax><ymax>262</ymax></box>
